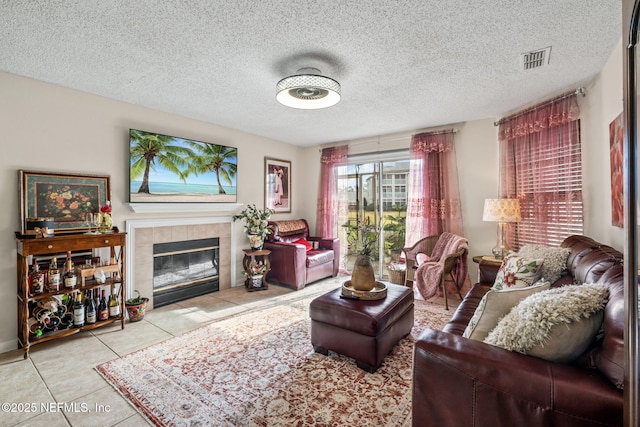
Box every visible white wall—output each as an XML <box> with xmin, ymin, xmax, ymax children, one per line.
<box><xmin>0</xmin><ymin>36</ymin><xmax>624</xmax><ymax>353</ymax></box>
<box><xmin>580</xmin><ymin>39</ymin><xmax>625</xmax><ymax>248</ymax></box>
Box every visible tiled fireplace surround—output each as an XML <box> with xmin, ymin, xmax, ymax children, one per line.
<box><xmin>125</xmin><ymin>217</ymin><xmax>236</xmax><ymax>310</ymax></box>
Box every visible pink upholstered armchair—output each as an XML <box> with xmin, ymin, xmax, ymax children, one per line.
<box><xmin>264</xmin><ymin>219</ymin><xmax>340</xmax><ymax>290</ymax></box>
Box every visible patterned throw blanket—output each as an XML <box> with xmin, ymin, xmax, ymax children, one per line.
<box><xmin>414</xmin><ymin>232</ymin><xmax>468</xmax><ymax>300</ymax></box>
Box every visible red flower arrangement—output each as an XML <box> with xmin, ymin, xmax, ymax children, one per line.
<box><xmin>100</xmin><ymin>201</ymin><xmax>112</xmax><ymax>213</ymax></box>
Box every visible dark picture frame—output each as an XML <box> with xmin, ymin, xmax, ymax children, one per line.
<box><xmin>264</xmin><ymin>157</ymin><xmax>291</xmax><ymax>213</ymax></box>
<box><xmin>19</xmin><ymin>170</ymin><xmax>111</xmax><ymax>234</ymax></box>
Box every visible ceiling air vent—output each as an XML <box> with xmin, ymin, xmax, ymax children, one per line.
<box><xmin>520</xmin><ymin>46</ymin><xmax>551</xmax><ymax>70</ymax></box>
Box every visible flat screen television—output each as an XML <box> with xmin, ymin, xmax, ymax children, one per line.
<box><xmin>129</xmin><ymin>129</ymin><xmax>237</xmax><ymax>203</ymax></box>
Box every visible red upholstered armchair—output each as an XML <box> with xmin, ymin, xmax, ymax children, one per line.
<box><xmin>264</xmin><ymin>219</ymin><xmax>340</xmax><ymax>290</ymax></box>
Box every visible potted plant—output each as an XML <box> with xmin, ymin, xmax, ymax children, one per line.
<box><xmin>343</xmin><ymin>219</ymin><xmax>380</xmax><ymax>291</ymax></box>
<box><xmin>125</xmin><ymin>290</ymin><xmax>148</xmax><ymax>322</ymax></box>
<box><xmin>233</xmin><ymin>204</ymin><xmax>275</xmax><ymax>250</ymax></box>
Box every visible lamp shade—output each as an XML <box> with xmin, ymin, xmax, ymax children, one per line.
<box><xmin>276</xmin><ymin>68</ymin><xmax>341</xmax><ymax>109</ymax></box>
<box><xmin>483</xmin><ymin>198</ymin><xmax>521</xmax><ymax>223</ymax></box>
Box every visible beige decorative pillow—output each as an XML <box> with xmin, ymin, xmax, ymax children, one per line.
<box><xmin>492</xmin><ymin>254</ymin><xmax>544</xmax><ymax>290</ymax></box>
<box><xmin>484</xmin><ymin>283</ymin><xmax>608</xmax><ymax>363</ymax></box>
<box><xmin>463</xmin><ymin>280</ymin><xmax>551</xmax><ymax>342</ymax></box>
<box><xmin>518</xmin><ymin>244</ymin><xmax>571</xmax><ymax>283</ymax></box>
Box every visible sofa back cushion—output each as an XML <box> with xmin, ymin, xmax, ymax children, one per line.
<box><xmin>267</xmin><ymin>219</ymin><xmax>309</xmax><ymax>243</ymax></box>
<box><xmin>573</xmin><ymin>247</ymin><xmax>623</xmax><ymax>284</ymax></box>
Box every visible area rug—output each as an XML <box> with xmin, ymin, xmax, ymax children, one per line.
<box><xmin>97</xmin><ymin>283</ymin><xmax>454</xmax><ymax>426</ymax></box>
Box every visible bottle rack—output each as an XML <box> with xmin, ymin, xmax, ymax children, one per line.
<box><xmin>16</xmin><ymin>232</ymin><xmax>126</xmax><ymax>359</ymax></box>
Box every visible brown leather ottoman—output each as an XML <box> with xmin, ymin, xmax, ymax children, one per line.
<box><xmin>309</xmin><ymin>283</ymin><xmax>414</xmax><ymax>373</ymax></box>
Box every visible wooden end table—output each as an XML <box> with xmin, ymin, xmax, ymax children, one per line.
<box><xmin>471</xmin><ymin>255</ymin><xmax>503</xmax><ymax>267</ymax></box>
<box><xmin>242</xmin><ymin>248</ymin><xmax>271</xmax><ymax>292</ymax></box>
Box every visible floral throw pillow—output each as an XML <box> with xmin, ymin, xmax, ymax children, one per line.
<box><xmin>492</xmin><ymin>254</ymin><xmax>544</xmax><ymax>290</ymax></box>
<box><xmin>517</xmin><ymin>244</ymin><xmax>571</xmax><ymax>284</ymax></box>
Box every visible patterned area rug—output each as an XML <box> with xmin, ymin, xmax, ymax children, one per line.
<box><xmin>97</xmin><ymin>280</ymin><xmax>454</xmax><ymax>426</ymax></box>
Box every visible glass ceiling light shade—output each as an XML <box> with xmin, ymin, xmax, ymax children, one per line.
<box><xmin>276</xmin><ymin>68</ymin><xmax>341</xmax><ymax>109</ymax></box>
<box><xmin>483</xmin><ymin>198</ymin><xmax>521</xmax><ymax>259</ymax></box>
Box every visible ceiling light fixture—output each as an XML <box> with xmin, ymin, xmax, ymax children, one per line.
<box><xmin>276</xmin><ymin>67</ymin><xmax>341</xmax><ymax>109</ymax></box>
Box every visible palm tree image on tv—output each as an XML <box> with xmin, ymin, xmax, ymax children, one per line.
<box><xmin>183</xmin><ymin>141</ymin><xmax>237</xmax><ymax>195</ymax></box>
<box><xmin>129</xmin><ymin>129</ymin><xmax>238</xmax><ymax>203</ymax></box>
<box><xmin>130</xmin><ymin>130</ymin><xmax>192</xmax><ymax>194</ymax></box>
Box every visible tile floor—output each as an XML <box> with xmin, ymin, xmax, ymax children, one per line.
<box><xmin>0</xmin><ymin>282</ymin><xmax>299</xmax><ymax>427</ymax></box>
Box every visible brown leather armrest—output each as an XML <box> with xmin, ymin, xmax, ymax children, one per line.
<box><xmin>263</xmin><ymin>241</ymin><xmax>307</xmax><ymax>289</ymax></box>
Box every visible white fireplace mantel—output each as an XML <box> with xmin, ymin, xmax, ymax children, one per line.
<box><xmin>126</xmin><ymin>202</ymin><xmax>243</xmax><ymax>215</ymax></box>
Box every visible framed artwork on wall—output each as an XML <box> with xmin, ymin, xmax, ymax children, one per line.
<box><xmin>264</xmin><ymin>157</ymin><xmax>291</xmax><ymax>213</ymax></box>
<box><xmin>19</xmin><ymin>170</ymin><xmax>111</xmax><ymax>234</ymax></box>
<box><xmin>609</xmin><ymin>113</ymin><xmax>623</xmax><ymax>228</ymax></box>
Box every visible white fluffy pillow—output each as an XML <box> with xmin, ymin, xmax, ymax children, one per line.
<box><xmin>484</xmin><ymin>283</ymin><xmax>608</xmax><ymax>363</ymax></box>
<box><xmin>463</xmin><ymin>279</ymin><xmax>551</xmax><ymax>342</ymax></box>
<box><xmin>492</xmin><ymin>254</ymin><xmax>544</xmax><ymax>290</ymax></box>
<box><xmin>518</xmin><ymin>244</ymin><xmax>571</xmax><ymax>283</ymax></box>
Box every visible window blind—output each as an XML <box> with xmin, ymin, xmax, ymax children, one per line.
<box><xmin>501</xmin><ymin>119</ymin><xmax>584</xmax><ymax>249</ymax></box>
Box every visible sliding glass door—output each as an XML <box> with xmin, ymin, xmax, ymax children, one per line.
<box><xmin>339</xmin><ymin>156</ymin><xmax>409</xmax><ymax>280</ymax></box>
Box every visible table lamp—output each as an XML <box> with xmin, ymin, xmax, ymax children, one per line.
<box><xmin>483</xmin><ymin>198</ymin><xmax>521</xmax><ymax>259</ymax></box>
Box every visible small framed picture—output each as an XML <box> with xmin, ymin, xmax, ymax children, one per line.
<box><xmin>264</xmin><ymin>157</ymin><xmax>291</xmax><ymax>213</ymax></box>
<box><xmin>19</xmin><ymin>170</ymin><xmax>111</xmax><ymax>234</ymax></box>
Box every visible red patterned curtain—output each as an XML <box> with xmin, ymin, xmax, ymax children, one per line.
<box><xmin>406</xmin><ymin>131</ymin><xmax>463</xmax><ymax>246</ymax></box>
<box><xmin>498</xmin><ymin>92</ymin><xmax>583</xmax><ymax>247</ymax></box>
<box><xmin>316</xmin><ymin>145</ymin><xmax>349</xmax><ymax>238</ymax></box>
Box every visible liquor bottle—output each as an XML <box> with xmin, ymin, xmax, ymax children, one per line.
<box><xmin>47</xmin><ymin>257</ymin><xmax>60</xmax><ymax>292</ymax></box>
<box><xmin>28</xmin><ymin>259</ymin><xmax>44</xmax><ymax>295</ymax></box>
<box><xmin>85</xmin><ymin>289</ymin><xmax>96</xmax><ymax>324</ymax></box>
<box><xmin>73</xmin><ymin>292</ymin><xmax>85</xmax><ymax>327</ymax></box>
<box><xmin>63</xmin><ymin>251</ymin><xmax>77</xmax><ymax>289</ymax></box>
<box><xmin>109</xmin><ymin>289</ymin><xmax>121</xmax><ymax>318</ymax></box>
<box><xmin>98</xmin><ymin>289</ymin><xmax>108</xmax><ymax>321</ymax></box>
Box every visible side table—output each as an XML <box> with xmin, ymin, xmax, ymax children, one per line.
<box><xmin>471</xmin><ymin>255</ymin><xmax>503</xmax><ymax>267</ymax></box>
<box><xmin>242</xmin><ymin>248</ymin><xmax>271</xmax><ymax>292</ymax></box>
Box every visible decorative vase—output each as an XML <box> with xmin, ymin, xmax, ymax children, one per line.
<box><xmin>251</xmin><ymin>274</ymin><xmax>263</xmax><ymax>288</ymax></box>
<box><xmin>98</xmin><ymin>212</ymin><xmax>113</xmax><ymax>233</ymax></box>
<box><xmin>351</xmin><ymin>254</ymin><xmax>376</xmax><ymax>291</ymax></box>
<box><xmin>248</xmin><ymin>234</ymin><xmax>264</xmax><ymax>250</ymax></box>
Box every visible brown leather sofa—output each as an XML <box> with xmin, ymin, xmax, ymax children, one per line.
<box><xmin>263</xmin><ymin>219</ymin><xmax>339</xmax><ymax>290</ymax></box>
<box><xmin>413</xmin><ymin>235</ymin><xmax>624</xmax><ymax>426</ymax></box>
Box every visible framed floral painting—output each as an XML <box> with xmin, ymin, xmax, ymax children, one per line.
<box><xmin>264</xmin><ymin>157</ymin><xmax>291</xmax><ymax>213</ymax></box>
<box><xmin>19</xmin><ymin>170</ymin><xmax>111</xmax><ymax>234</ymax></box>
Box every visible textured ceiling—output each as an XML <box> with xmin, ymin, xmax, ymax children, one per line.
<box><xmin>0</xmin><ymin>1</ymin><xmax>621</xmax><ymax>146</ymax></box>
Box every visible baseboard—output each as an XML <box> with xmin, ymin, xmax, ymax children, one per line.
<box><xmin>0</xmin><ymin>338</ymin><xmax>17</xmax><ymax>354</ymax></box>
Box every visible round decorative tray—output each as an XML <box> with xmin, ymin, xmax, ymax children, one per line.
<box><xmin>341</xmin><ymin>281</ymin><xmax>387</xmax><ymax>300</ymax></box>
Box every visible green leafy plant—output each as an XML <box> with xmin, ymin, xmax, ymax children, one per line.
<box><xmin>382</xmin><ymin>204</ymin><xmax>407</xmax><ymax>260</ymax></box>
<box><xmin>343</xmin><ymin>220</ymin><xmax>380</xmax><ymax>259</ymax></box>
<box><xmin>232</xmin><ymin>204</ymin><xmax>275</xmax><ymax>235</ymax></box>
<box><xmin>125</xmin><ymin>290</ymin><xmax>147</xmax><ymax>305</ymax></box>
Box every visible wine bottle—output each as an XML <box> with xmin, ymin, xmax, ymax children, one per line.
<box><xmin>28</xmin><ymin>259</ymin><xmax>44</xmax><ymax>295</ymax></box>
<box><xmin>98</xmin><ymin>289</ymin><xmax>108</xmax><ymax>321</ymax></box>
<box><xmin>63</xmin><ymin>251</ymin><xmax>77</xmax><ymax>289</ymax></box>
<box><xmin>47</xmin><ymin>257</ymin><xmax>60</xmax><ymax>292</ymax></box>
<box><xmin>109</xmin><ymin>289</ymin><xmax>121</xmax><ymax>318</ymax></box>
<box><xmin>73</xmin><ymin>292</ymin><xmax>85</xmax><ymax>327</ymax></box>
<box><xmin>85</xmin><ymin>289</ymin><xmax>96</xmax><ymax>324</ymax></box>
